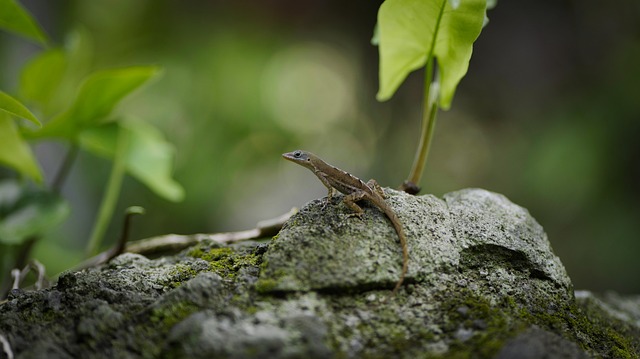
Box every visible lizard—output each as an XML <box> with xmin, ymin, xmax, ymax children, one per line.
<box><xmin>282</xmin><ymin>150</ymin><xmax>408</xmax><ymax>294</ymax></box>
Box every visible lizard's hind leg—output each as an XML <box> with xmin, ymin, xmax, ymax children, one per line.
<box><xmin>367</xmin><ymin>179</ymin><xmax>386</xmax><ymax>198</ymax></box>
<box><xmin>343</xmin><ymin>191</ymin><xmax>366</xmax><ymax>218</ymax></box>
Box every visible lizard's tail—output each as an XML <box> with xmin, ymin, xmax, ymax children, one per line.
<box><xmin>382</xmin><ymin>206</ymin><xmax>409</xmax><ymax>294</ymax></box>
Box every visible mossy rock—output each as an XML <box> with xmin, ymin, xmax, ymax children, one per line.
<box><xmin>258</xmin><ymin>188</ymin><xmax>571</xmax><ymax>296</ymax></box>
<box><xmin>0</xmin><ymin>189</ymin><xmax>638</xmax><ymax>358</ymax></box>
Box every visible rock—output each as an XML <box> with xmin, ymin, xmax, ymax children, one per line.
<box><xmin>258</xmin><ymin>188</ymin><xmax>572</xmax><ymax>304</ymax></box>
<box><xmin>257</xmin><ymin>188</ymin><xmax>459</xmax><ymax>292</ymax></box>
<box><xmin>0</xmin><ymin>188</ymin><xmax>638</xmax><ymax>358</ymax></box>
<box><xmin>494</xmin><ymin>326</ymin><xmax>591</xmax><ymax>359</ymax></box>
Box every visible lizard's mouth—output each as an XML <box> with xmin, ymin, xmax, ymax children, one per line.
<box><xmin>282</xmin><ymin>151</ymin><xmax>300</xmax><ymax>162</ymax></box>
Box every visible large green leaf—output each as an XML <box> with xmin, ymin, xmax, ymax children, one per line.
<box><xmin>377</xmin><ymin>0</ymin><xmax>486</xmax><ymax>109</ymax></box>
<box><xmin>0</xmin><ymin>0</ymin><xmax>48</xmax><ymax>45</ymax></box>
<box><xmin>19</xmin><ymin>49</ymin><xmax>67</xmax><ymax>115</ymax></box>
<box><xmin>29</xmin><ymin>66</ymin><xmax>161</xmax><ymax>139</ymax></box>
<box><xmin>79</xmin><ymin>121</ymin><xmax>185</xmax><ymax>202</ymax></box>
<box><xmin>0</xmin><ymin>114</ymin><xmax>42</xmax><ymax>182</ymax></box>
<box><xmin>0</xmin><ymin>90</ymin><xmax>41</xmax><ymax>126</ymax></box>
<box><xmin>0</xmin><ymin>180</ymin><xmax>69</xmax><ymax>245</ymax></box>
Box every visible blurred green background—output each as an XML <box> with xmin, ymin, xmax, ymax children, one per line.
<box><xmin>1</xmin><ymin>0</ymin><xmax>638</xmax><ymax>293</ymax></box>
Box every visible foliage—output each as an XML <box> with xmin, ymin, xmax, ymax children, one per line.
<box><xmin>0</xmin><ymin>0</ymin><xmax>47</xmax><ymax>45</ymax></box>
<box><xmin>374</xmin><ymin>0</ymin><xmax>494</xmax><ymax>190</ymax></box>
<box><xmin>0</xmin><ymin>180</ymin><xmax>69</xmax><ymax>246</ymax></box>
<box><xmin>0</xmin><ymin>0</ymin><xmax>183</xmax><ymax>294</ymax></box>
<box><xmin>377</xmin><ymin>0</ymin><xmax>487</xmax><ymax>108</ymax></box>
<box><xmin>0</xmin><ymin>114</ymin><xmax>41</xmax><ymax>182</ymax></box>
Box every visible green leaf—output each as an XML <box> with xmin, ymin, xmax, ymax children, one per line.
<box><xmin>19</xmin><ymin>49</ymin><xmax>67</xmax><ymax>114</ymax></box>
<box><xmin>29</xmin><ymin>66</ymin><xmax>162</xmax><ymax>139</ymax></box>
<box><xmin>70</xmin><ymin>66</ymin><xmax>161</xmax><ymax>126</ymax></box>
<box><xmin>376</xmin><ymin>0</ymin><xmax>487</xmax><ymax>109</ymax></box>
<box><xmin>79</xmin><ymin>121</ymin><xmax>185</xmax><ymax>202</ymax></box>
<box><xmin>0</xmin><ymin>90</ymin><xmax>41</xmax><ymax>126</ymax></box>
<box><xmin>0</xmin><ymin>180</ymin><xmax>69</xmax><ymax>245</ymax></box>
<box><xmin>0</xmin><ymin>0</ymin><xmax>48</xmax><ymax>45</ymax></box>
<box><xmin>0</xmin><ymin>114</ymin><xmax>42</xmax><ymax>182</ymax></box>
<box><xmin>124</xmin><ymin>121</ymin><xmax>184</xmax><ymax>202</ymax></box>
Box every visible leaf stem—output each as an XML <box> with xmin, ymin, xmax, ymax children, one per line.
<box><xmin>402</xmin><ymin>59</ymin><xmax>440</xmax><ymax>194</ymax></box>
<box><xmin>398</xmin><ymin>0</ymin><xmax>447</xmax><ymax>194</ymax></box>
<box><xmin>85</xmin><ymin>128</ymin><xmax>129</xmax><ymax>256</ymax></box>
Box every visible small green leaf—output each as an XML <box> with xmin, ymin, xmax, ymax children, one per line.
<box><xmin>79</xmin><ymin>121</ymin><xmax>185</xmax><ymax>202</ymax></box>
<box><xmin>77</xmin><ymin>121</ymin><xmax>119</xmax><ymax>156</ymax></box>
<box><xmin>0</xmin><ymin>180</ymin><xmax>69</xmax><ymax>245</ymax></box>
<box><xmin>124</xmin><ymin>121</ymin><xmax>185</xmax><ymax>202</ymax></box>
<box><xmin>376</xmin><ymin>0</ymin><xmax>487</xmax><ymax>109</ymax></box>
<box><xmin>0</xmin><ymin>114</ymin><xmax>42</xmax><ymax>182</ymax></box>
<box><xmin>0</xmin><ymin>0</ymin><xmax>48</xmax><ymax>45</ymax></box>
<box><xmin>70</xmin><ymin>66</ymin><xmax>161</xmax><ymax>126</ymax></box>
<box><xmin>27</xmin><ymin>66</ymin><xmax>161</xmax><ymax>139</ymax></box>
<box><xmin>19</xmin><ymin>49</ymin><xmax>67</xmax><ymax>114</ymax></box>
<box><xmin>0</xmin><ymin>90</ymin><xmax>41</xmax><ymax>126</ymax></box>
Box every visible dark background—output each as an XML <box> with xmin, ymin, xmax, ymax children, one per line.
<box><xmin>1</xmin><ymin>0</ymin><xmax>639</xmax><ymax>293</ymax></box>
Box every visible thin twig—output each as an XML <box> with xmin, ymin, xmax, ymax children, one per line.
<box><xmin>10</xmin><ymin>270</ymin><xmax>20</xmax><ymax>290</ymax></box>
<box><xmin>13</xmin><ymin>237</ymin><xmax>36</xmax><ymax>277</ymax></box>
<box><xmin>106</xmin><ymin>207</ymin><xmax>145</xmax><ymax>263</ymax></box>
<box><xmin>31</xmin><ymin>260</ymin><xmax>47</xmax><ymax>290</ymax></box>
<box><xmin>10</xmin><ymin>260</ymin><xmax>49</xmax><ymax>291</ymax></box>
<box><xmin>69</xmin><ymin>207</ymin><xmax>297</xmax><ymax>272</ymax></box>
<box><xmin>0</xmin><ymin>334</ymin><xmax>13</xmax><ymax>359</ymax></box>
<box><xmin>52</xmin><ymin>145</ymin><xmax>78</xmax><ymax>194</ymax></box>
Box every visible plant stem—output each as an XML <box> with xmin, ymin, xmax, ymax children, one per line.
<box><xmin>106</xmin><ymin>206</ymin><xmax>145</xmax><ymax>262</ymax></box>
<box><xmin>402</xmin><ymin>58</ymin><xmax>440</xmax><ymax>194</ymax></box>
<box><xmin>85</xmin><ymin>127</ymin><xmax>130</xmax><ymax>256</ymax></box>
<box><xmin>52</xmin><ymin>145</ymin><xmax>78</xmax><ymax>194</ymax></box>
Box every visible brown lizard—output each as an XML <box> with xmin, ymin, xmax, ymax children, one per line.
<box><xmin>282</xmin><ymin>150</ymin><xmax>408</xmax><ymax>293</ymax></box>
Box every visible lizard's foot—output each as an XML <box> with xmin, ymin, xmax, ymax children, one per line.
<box><xmin>344</xmin><ymin>211</ymin><xmax>365</xmax><ymax>220</ymax></box>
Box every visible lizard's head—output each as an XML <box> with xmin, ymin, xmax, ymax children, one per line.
<box><xmin>282</xmin><ymin>150</ymin><xmax>314</xmax><ymax>169</ymax></box>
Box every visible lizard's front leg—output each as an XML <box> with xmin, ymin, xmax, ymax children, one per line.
<box><xmin>343</xmin><ymin>191</ymin><xmax>367</xmax><ymax>218</ymax></box>
<box><xmin>322</xmin><ymin>188</ymin><xmax>337</xmax><ymax>210</ymax></box>
<box><xmin>315</xmin><ymin>171</ymin><xmax>336</xmax><ymax>209</ymax></box>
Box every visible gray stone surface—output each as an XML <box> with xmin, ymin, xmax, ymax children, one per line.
<box><xmin>0</xmin><ymin>188</ymin><xmax>638</xmax><ymax>358</ymax></box>
<box><xmin>258</xmin><ymin>188</ymin><xmax>458</xmax><ymax>292</ymax></box>
<box><xmin>495</xmin><ymin>326</ymin><xmax>591</xmax><ymax>359</ymax></box>
<box><xmin>258</xmin><ymin>188</ymin><xmax>572</xmax><ymax>300</ymax></box>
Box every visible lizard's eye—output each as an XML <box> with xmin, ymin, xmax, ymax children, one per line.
<box><xmin>293</xmin><ymin>151</ymin><xmax>302</xmax><ymax>158</ymax></box>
